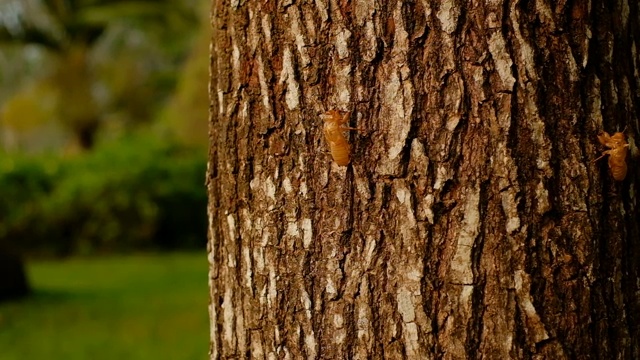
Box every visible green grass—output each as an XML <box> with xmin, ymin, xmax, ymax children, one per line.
<box><xmin>0</xmin><ymin>252</ymin><xmax>210</xmax><ymax>360</ymax></box>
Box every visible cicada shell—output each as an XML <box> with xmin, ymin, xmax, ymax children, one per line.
<box><xmin>320</xmin><ymin>110</ymin><xmax>359</xmax><ymax>166</ymax></box>
<box><xmin>595</xmin><ymin>131</ymin><xmax>629</xmax><ymax>181</ymax></box>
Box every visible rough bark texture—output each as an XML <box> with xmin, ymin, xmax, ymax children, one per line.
<box><xmin>207</xmin><ymin>1</ymin><xmax>640</xmax><ymax>359</ymax></box>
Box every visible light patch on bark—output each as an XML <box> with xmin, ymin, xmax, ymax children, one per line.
<box><xmin>243</xmin><ymin>246</ymin><xmax>252</xmax><ymax>290</ymax></box>
<box><xmin>217</xmin><ymin>90</ymin><xmax>224</xmax><ymax>115</ymax></box>
<box><xmin>522</xmin><ymin>97</ymin><xmax>551</xmax><ymax>172</ymax></box>
<box><xmin>314</xmin><ymin>0</ymin><xmax>329</xmax><ymax>22</ymax></box>
<box><xmin>354</xmin><ymin>0</ymin><xmax>375</xmax><ymax>25</ymax></box>
<box><xmin>254</xmin><ymin>246</ymin><xmax>264</xmax><ymax>273</ymax></box>
<box><xmin>410</xmin><ymin>139</ymin><xmax>429</xmax><ymax>167</ymax></box>
<box><xmin>268</xmin><ymin>267</ymin><xmax>277</xmax><ymax>309</ymax></box>
<box><xmin>231</xmin><ymin>27</ymin><xmax>241</xmax><ymax>86</ymax></box>
<box><xmin>257</xmin><ymin>55</ymin><xmax>273</xmax><ymax>115</ymax></box>
<box><xmin>227</xmin><ymin>253</ymin><xmax>236</xmax><ymax>268</ymax></box>
<box><xmin>353</xmin><ymin>277</ymin><xmax>374</xmax><ymax>358</ymax></box>
<box><xmin>283</xmin><ymin>177</ymin><xmax>293</xmax><ymax>193</ymax></box>
<box><xmin>302</xmin><ymin>9</ymin><xmax>317</xmax><ymax>44</ymax></box>
<box><xmin>510</xmin><ymin>3</ymin><xmax>538</xmax><ymax>81</ymax></box>
<box><xmin>326</xmin><ymin>278</ymin><xmax>337</xmax><ymax>298</ymax></box>
<box><xmin>275</xmin><ymin>323</ymin><xmax>281</xmax><ymax>346</ymax></box>
<box><xmin>280</xmin><ymin>47</ymin><xmax>300</xmax><ymax>110</ymax></box>
<box><xmin>395</xmin><ymin>184</ymin><xmax>417</xmax><ymax>231</ymax></box>
<box><xmin>328</xmin><ymin>165</ymin><xmax>347</xmax><ymax>183</ymax></box>
<box><xmin>485</xmin><ymin>6</ymin><xmax>499</xmax><ymax>29</ymax></box>
<box><xmin>236</xmin><ymin>306</ymin><xmax>246</xmax><ymax>356</ymax></box>
<box><xmin>354</xmin><ymin>168</ymin><xmax>372</xmax><ymax>200</ymax></box>
<box><xmin>535</xmin><ymin>181</ymin><xmax>551</xmax><ymax>214</ymax></box>
<box><xmin>584</xmin><ymin>27</ymin><xmax>592</xmax><ymax>68</ymax></box>
<box><xmin>621</xmin><ymin>0</ymin><xmax>630</xmax><ymax>29</ymax></box>
<box><xmin>302</xmin><ymin>218</ymin><xmax>313</xmax><ymax>248</ymax></box>
<box><xmin>223</xmin><ymin>285</ymin><xmax>235</xmax><ymax>348</ymax></box>
<box><xmin>450</xmin><ymin>188</ymin><xmax>479</xmax><ymax>284</ymax></box>
<box><xmin>287</xmin><ymin>221</ymin><xmax>299</xmax><ymax>237</ymax></box>
<box><xmin>363</xmin><ymin>22</ymin><xmax>378</xmax><ymax>62</ymax></box>
<box><xmin>442</xmin><ymin>297</ymin><xmax>470</xmax><ymax>359</ymax></box>
<box><xmin>515</xmin><ymin>270</ymin><xmax>550</xmax><ymax>345</ymax></box>
<box><xmin>436</xmin><ymin>0</ymin><xmax>460</xmax><ymax>34</ymax></box>
<box><xmin>300</xmin><ymin>288</ymin><xmax>318</xmax><ymax>359</ymax></box>
<box><xmin>265</xmin><ymin>176</ymin><xmax>276</xmax><ymax>202</ymax></box>
<box><xmin>260</xmin><ymin>225</ymin><xmax>270</xmax><ymax>247</ymax></box>
<box><xmin>305</xmin><ymin>333</ymin><xmax>317</xmax><ymax>360</ymax></box>
<box><xmin>534</xmin><ymin>0</ymin><xmax>556</xmax><ymax>30</ymax></box>
<box><xmin>356</xmin><ymin>309</ymin><xmax>371</xmax><ymax>350</ymax></box>
<box><xmin>397</xmin><ymin>287</ymin><xmax>416</xmax><ymax>322</ymax></box>
<box><xmin>391</xmin><ymin>2</ymin><xmax>409</xmax><ymax>57</ymax></box>
<box><xmin>335</xmin><ymin>28</ymin><xmax>352</xmax><ymax>60</ymax></box>
<box><xmin>444</xmin><ymin>74</ymin><xmax>464</xmax><ymax>131</ymax></box>
<box><xmin>378</xmin><ymin>69</ymin><xmax>413</xmax><ymax>173</ymax></box>
<box><xmin>354</xmin><ymin>1</ymin><xmax>377</xmax><ymax>61</ymax></box>
<box><xmin>247</xmin><ymin>9</ymin><xmax>258</xmax><ymax>51</ymax></box>
<box><xmin>422</xmin><ymin>194</ymin><xmax>435</xmax><ymax>224</ymax></box>
<box><xmin>297</xmin><ymin>154</ymin><xmax>306</xmax><ymax>175</ymax></box>
<box><xmin>289</xmin><ymin>8</ymin><xmax>311</xmax><ymax>69</ymax></box>
<box><xmin>281</xmin><ymin>346</ymin><xmax>291</xmax><ymax>360</ymax></box>
<box><xmin>227</xmin><ymin>214</ymin><xmax>236</xmax><ymax>240</ymax></box>
<box><xmin>364</xmin><ymin>234</ymin><xmax>377</xmax><ymax>268</ymax></box>
<box><xmin>251</xmin><ymin>331</ymin><xmax>264</xmax><ymax>359</ymax></box>
<box><xmin>208</xmin><ymin>250</ymin><xmax>218</xmax><ymax>359</ymax></box>
<box><xmin>301</xmin><ymin>288</ymin><xmax>312</xmax><ymax>315</ymax></box>
<box><xmin>373</xmin><ymin>5</ymin><xmax>414</xmax><ymax>175</ymax></box>
<box><xmin>334</xmin><ymin>64</ymin><xmax>352</xmax><ymax>108</ymax></box>
<box><xmin>331</xmin><ymin>313</ymin><xmax>347</xmax><ymax>347</ymax></box>
<box><xmin>434</xmin><ymin>164</ymin><xmax>452</xmax><ymax>191</ymax></box>
<box><xmin>261</xmin><ymin>14</ymin><xmax>273</xmax><ymax>55</ymax></box>
<box><xmin>488</xmin><ymin>32</ymin><xmax>516</xmax><ymax>91</ymax></box>
<box><xmin>397</xmin><ymin>288</ymin><xmax>420</xmax><ymax>357</ymax></box>
<box><xmin>566</xmin><ymin>50</ymin><xmax>580</xmax><ymax>82</ymax></box>
<box><xmin>500</xmin><ymin>186</ymin><xmax>521</xmax><ymax>235</ymax></box>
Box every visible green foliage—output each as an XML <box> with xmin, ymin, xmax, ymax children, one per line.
<box><xmin>0</xmin><ymin>134</ymin><xmax>207</xmax><ymax>256</ymax></box>
<box><xmin>158</xmin><ymin>0</ymin><xmax>209</xmax><ymax>148</ymax></box>
<box><xmin>0</xmin><ymin>0</ymin><xmax>203</xmax><ymax>150</ymax></box>
<box><xmin>0</xmin><ymin>252</ymin><xmax>209</xmax><ymax>360</ymax></box>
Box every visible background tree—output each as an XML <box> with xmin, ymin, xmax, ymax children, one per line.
<box><xmin>0</xmin><ymin>0</ymin><xmax>199</xmax><ymax>150</ymax></box>
<box><xmin>208</xmin><ymin>1</ymin><xmax>640</xmax><ymax>358</ymax></box>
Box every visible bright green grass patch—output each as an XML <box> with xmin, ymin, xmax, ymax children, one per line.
<box><xmin>0</xmin><ymin>252</ymin><xmax>209</xmax><ymax>360</ymax></box>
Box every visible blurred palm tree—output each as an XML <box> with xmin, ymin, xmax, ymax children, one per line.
<box><xmin>0</xmin><ymin>0</ymin><xmax>199</xmax><ymax>150</ymax></box>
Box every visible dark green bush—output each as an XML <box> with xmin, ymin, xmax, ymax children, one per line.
<box><xmin>0</xmin><ymin>135</ymin><xmax>207</xmax><ymax>257</ymax></box>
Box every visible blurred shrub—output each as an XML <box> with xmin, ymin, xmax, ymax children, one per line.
<box><xmin>0</xmin><ymin>134</ymin><xmax>207</xmax><ymax>257</ymax></box>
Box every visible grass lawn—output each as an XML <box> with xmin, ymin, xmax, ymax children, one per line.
<box><xmin>0</xmin><ymin>252</ymin><xmax>210</xmax><ymax>360</ymax></box>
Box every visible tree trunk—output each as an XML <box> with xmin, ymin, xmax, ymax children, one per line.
<box><xmin>207</xmin><ymin>1</ymin><xmax>640</xmax><ymax>358</ymax></box>
<box><xmin>0</xmin><ymin>243</ymin><xmax>29</xmax><ymax>302</ymax></box>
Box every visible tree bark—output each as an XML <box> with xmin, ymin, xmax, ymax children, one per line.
<box><xmin>207</xmin><ymin>1</ymin><xmax>640</xmax><ymax>359</ymax></box>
